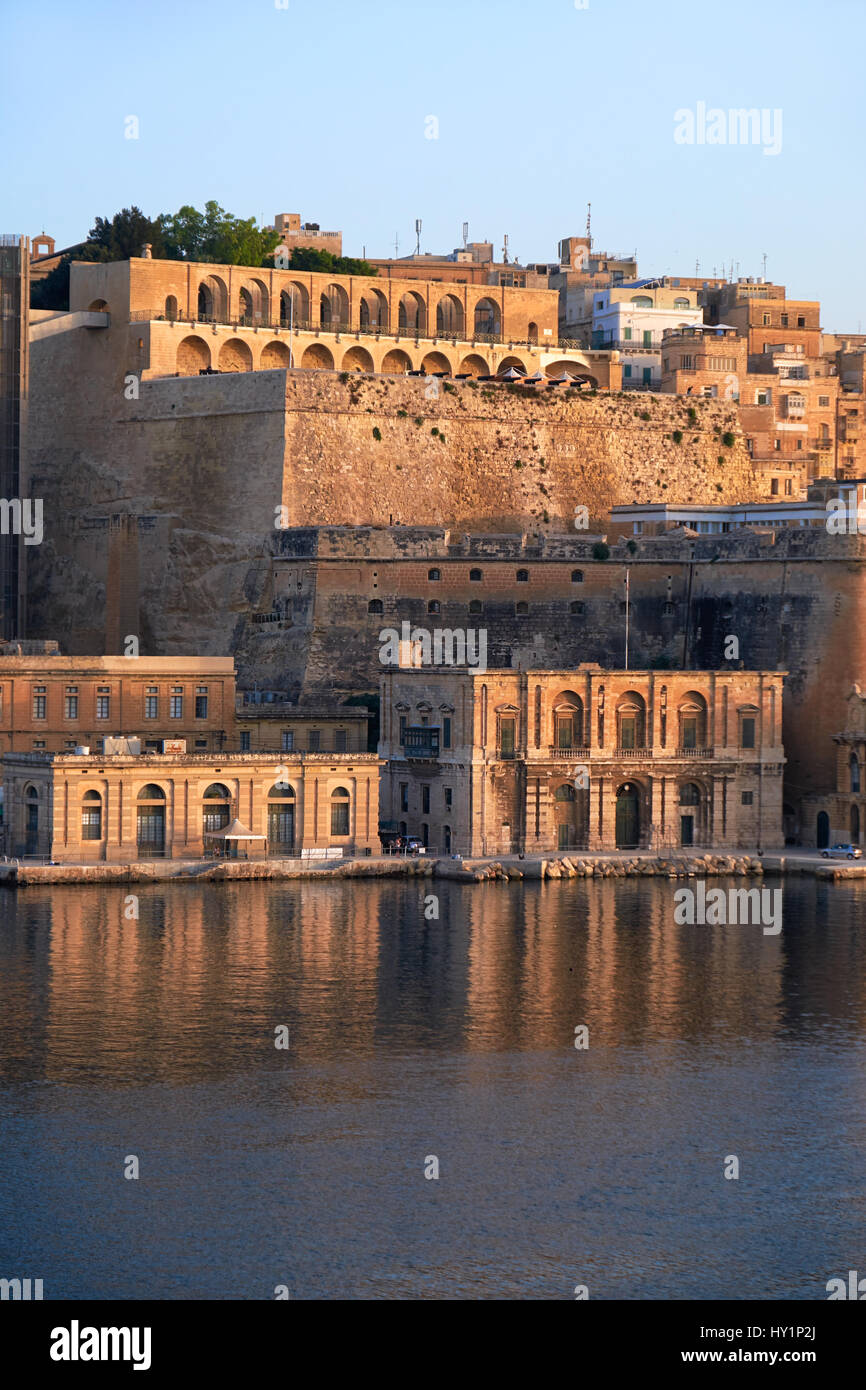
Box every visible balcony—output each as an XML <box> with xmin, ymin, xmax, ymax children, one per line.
<box><xmin>548</xmin><ymin>744</ymin><xmax>591</xmax><ymax>757</ymax></box>
<box><xmin>674</xmin><ymin>746</ymin><xmax>715</xmax><ymax>758</ymax></box>
<box><xmin>404</xmin><ymin>727</ymin><xmax>440</xmax><ymax>761</ymax></box>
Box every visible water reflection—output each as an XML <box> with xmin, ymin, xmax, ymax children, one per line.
<box><xmin>1</xmin><ymin>877</ymin><xmax>865</xmax><ymax>1087</ymax></box>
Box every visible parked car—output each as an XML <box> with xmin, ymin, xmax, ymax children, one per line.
<box><xmin>822</xmin><ymin>843</ymin><xmax>862</xmax><ymax>860</ymax></box>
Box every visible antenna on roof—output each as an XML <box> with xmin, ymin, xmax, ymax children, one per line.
<box><xmin>415</xmin><ymin>219</ymin><xmax>422</xmax><ymax>255</ymax></box>
<box><xmin>462</xmin><ymin>220</ymin><xmax>468</xmax><ymax>248</ymax></box>
<box><xmin>762</xmin><ymin>251</ymin><xmax>767</xmax><ymax>279</ymax></box>
<box><xmin>586</xmin><ymin>202</ymin><xmax>592</xmax><ymax>248</ymax></box>
<box><xmin>394</xmin><ymin>232</ymin><xmax>399</xmax><ymax>257</ymax></box>
<box><xmin>502</xmin><ymin>233</ymin><xmax>509</xmax><ymax>264</ymax></box>
<box><xmin>695</xmin><ymin>258</ymin><xmax>700</xmax><ymax>276</ymax></box>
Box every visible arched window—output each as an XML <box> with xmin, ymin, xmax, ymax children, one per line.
<box><xmin>368</xmin><ymin>599</ymin><xmax>384</xmax><ymax>615</ymax></box>
<box><xmin>165</xmin><ymin>295</ymin><xmax>178</xmax><ymax>321</ymax></box>
<box><xmin>203</xmin><ymin>782</ymin><xmax>231</xmax><ymax>833</ymax></box>
<box><xmin>555</xmin><ymin>783</ymin><xmax>577</xmax><ymax>801</ymax></box>
<box><xmin>81</xmin><ymin>789</ymin><xmax>102</xmax><ymax>840</ymax></box>
<box><xmin>474</xmin><ymin>298</ymin><xmax>501</xmax><ymax>337</ymax></box>
<box><xmin>554</xmin><ymin>691</ymin><xmax>583</xmax><ymax>749</ymax></box>
<box><xmin>617</xmin><ymin>693</ymin><xmax>646</xmax><ymax>750</ymax></box>
<box><xmin>673</xmin><ymin>297</ymin><xmax>690</xmax><ymax>308</ymax></box>
<box><xmin>516</xmin><ymin>569</ymin><xmax>529</xmax><ymax>582</ymax></box>
<box><xmin>239</xmin><ymin>287</ymin><xmax>254</xmax><ymax>323</ymax></box>
<box><xmin>330</xmin><ymin>786</ymin><xmax>350</xmax><ymax>837</ymax></box>
<box><xmin>137</xmin><ymin>784</ymin><xmax>166</xmax><ymax>800</ymax></box>
<box><xmin>630</xmin><ymin>295</ymin><xmax>653</xmax><ymax>307</ymax></box>
<box><xmin>428</xmin><ymin>568</ymin><xmax>440</xmax><ymax>581</ymax></box>
<box><xmin>268</xmin><ymin>782</ymin><xmax>295</xmax><ymax>850</ymax></box>
<box><xmin>427</xmin><ymin>600</ymin><xmax>440</xmax><ymax>615</ymax></box>
<box><xmin>679</xmin><ymin>782</ymin><xmax>701</xmax><ymax>806</ymax></box>
<box><xmin>516</xmin><ymin>601</ymin><xmax>529</xmax><ymax>615</ymax></box>
<box><xmin>570</xmin><ymin>601</ymin><xmax>584</xmax><ymax>615</ymax></box>
<box><xmin>851</xmin><ymin>755</ymin><xmax>861</xmax><ymax>794</ymax></box>
<box><xmin>678</xmin><ymin>692</ymin><xmax>708</xmax><ymax>751</ymax></box>
<box><xmin>571</xmin><ymin>569</ymin><xmax>584</xmax><ymax>583</ymax></box>
<box><xmin>469</xmin><ymin>599</ymin><xmax>482</xmax><ymax>615</ymax></box>
<box><xmin>469</xmin><ymin>568</ymin><xmax>483</xmax><ymax>582</ymax></box>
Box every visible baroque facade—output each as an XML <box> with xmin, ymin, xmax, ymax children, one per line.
<box><xmin>379</xmin><ymin>667</ymin><xmax>785</xmax><ymax>856</ymax></box>
<box><xmin>3</xmin><ymin>749</ymin><xmax>380</xmax><ymax>862</ymax></box>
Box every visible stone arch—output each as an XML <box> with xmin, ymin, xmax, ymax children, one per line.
<box><xmin>677</xmin><ymin>778</ymin><xmax>707</xmax><ymax>845</ymax></box>
<box><xmin>218</xmin><ymin>337</ymin><xmax>253</xmax><ymax>372</ymax></box>
<box><xmin>553</xmin><ymin>689</ymin><xmax>584</xmax><ymax>748</ymax></box>
<box><xmin>474</xmin><ymin>297</ymin><xmax>501</xmax><ymax>337</ymax></box>
<box><xmin>816</xmin><ymin>810</ymin><xmax>830</xmax><ymax>849</ymax></box>
<box><xmin>527</xmin><ymin>321</ymin><xmax>538</xmax><ymax>344</ymax></box>
<box><xmin>280</xmin><ymin>283</ymin><xmax>309</xmax><ymax>325</ymax></box>
<box><xmin>88</xmin><ymin>298</ymin><xmax>109</xmax><ymax>313</ymax></box>
<box><xmin>850</xmin><ymin>753</ymin><xmax>860</xmax><ymax>794</ymax></box>
<box><xmin>197</xmin><ymin>273</ymin><xmax>228</xmax><ymax>321</ymax></box>
<box><xmin>342</xmin><ymin>346</ymin><xmax>375</xmax><ymax>373</ymax></box>
<box><xmin>330</xmin><ymin>785</ymin><xmax>351</xmax><ymax>837</ymax></box>
<box><xmin>398</xmin><ymin>291</ymin><xmax>427</xmax><ymax>334</ymax></box>
<box><xmin>615</xmin><ymin>780</ymin><xmax>644</xmax><ymax>849</ymax></box>
<box><xmin>457</xmin><ymin>353</ymin><xmax>489</xmax><ymax>377</ymax></box>
<box><xmin>238</xmin><ymin>278</ymin><xmax>269</xmax><ymax>325</ymax></box>
<box><xmin>677</xmin><ymin>690</ymin><xmax>708</xmax><ymax>750</ymax></box>
<box><xmin>496</xmin><ymin>355</ymin><xmax>528</xmax><ymax>375</ymax></box>
<box><xmin>177</xmin><ymin>335</ymin><xmax>211</xmax><ymax>375</ymax></box>
<box><xmin>616</xmin><ymin>691</ymin><xmax>647</xmax><ymax>749</ymax></box>
<box><xmin>435</xmin><ymin>294</ymin><xmax>464</xmax><ymax>336</ymax></box>
<box><xmin>421</xmin><ymin>350</ymin><xmax>452</xmax><ymax>375</ymax></box>
<box><xmin>320</xmin><ymin>283</ymin><xmax>349</xmax><ymax>329</ymax></box>
<box><xmin>359</xmin><ymin>288</ymin><xmax>389</xmax><ymax>331</ymax></box>
<box><xmin>261</xmin><ymin>340</ymin><xmax>292</xmax><ymax>370</ymax></box>
<box><xmin>164</xmin><ymin>295</ymin><xmax>178</xmax><ymax>320</ymax></box>
<box><xmin>301</xmin><ymin>342</ymin><xmax>335</xmax><ymax>370</ymax></box>
<box><xmin>381</xmin><ymin>348</ymin><xmax>413</xmax><ymax>374</ymax></box>
<box><xmin>544</xmin><ymin>360</ymin><xmax>582</xmax><ymax>379</ymax></box>
<box><xmin>630</xmin><ymin>295</ymin><xmax>653</xmax><ymax>307</ymax></box>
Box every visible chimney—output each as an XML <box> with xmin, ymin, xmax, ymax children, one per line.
<box><xmin>141</xmin><ymin>243</ymin><xmax>152</xmax><ymax>259</ymax></box>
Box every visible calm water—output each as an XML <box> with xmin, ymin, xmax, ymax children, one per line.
<box><xmin>1</xmin><ymin>876</ymin><xmax>865</xmax><ymax>1300</ymax></box>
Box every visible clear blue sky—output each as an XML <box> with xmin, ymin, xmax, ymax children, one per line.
<box><xmin>3</xmin><ymin>0</ymin><xmax>864</xmax><ymax>330</ymax></box>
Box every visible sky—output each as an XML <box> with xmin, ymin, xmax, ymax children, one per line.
<box><xmin>2</xmin><ymin>0</ymin><xmax>864</xmax><ymax>331</ymax></box>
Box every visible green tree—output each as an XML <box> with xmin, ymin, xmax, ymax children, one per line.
<box><xmin>160</xmin><ymin>201</ymin><xmax>279</xmax><ymax>265</ymax></box>
<box><xmin>288</xmin><ymin>246</ymin><xmax>378</xmax><ymax>277</ymax></box>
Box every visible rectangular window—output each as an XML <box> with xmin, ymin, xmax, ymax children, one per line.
<box><xmin>195</xmin><ymin>695</ymin><xmax>208</xmax><ymax>719</ymax></box>
<box><xmin>33</xmin><ymin>691</ymin><xmax>46</xmax><ymax>720</ymax></box>
<box><xmin>400</xmin><ymin>782</ymin><xmax>409</xmax><ymax>812</ymax></box>
<box><xmin>819</xmin><ymin>395</ymin><xmax>830</xmax><ymax>407</ymax></box>
<box><xmin>399</xmin><ymin>716</ymin><xmax>407</xmax><ymax>745</ymax></box>
<box><xmin>797</xmin><ymin>316</ymin><xmax>805</xmax><ymax>328</ymax></box>
<box><xmin>682</xmin><ymin>717</ymin><xmax>697</xmax><ymax>749</ymax></box>
<box><xmin>623</xmin><ymin>326</ymin><xmax>632</xmax><ymax>341</ymax></box>
<box><xmin>642</xmin><ymin>330</ymin><xmax>652</xmax><ymax>347</ymax></box>
<box><xmin>240</xmin><ymin>731</ymin><xmax>250</xmax><ymax>751</ymax></box>
<box><xmin>81</xmin><ymin>810</ymin><xmax>101</xmax><ymax>841</ymax></box>
<box><xmin>170</xmin><ymin>695</ymin><xmax>183</xmax><ymax>719</ymax></box>
<box><xmin>96</xmin><ymin>695</ymin><xmax>110</xmax><ymax>719</ymax></box>
<box><xmin>145</xmin><ymin>696</ymin><xmax>158</xmax><ymax>719</ymax></box>
<box><xmin>334</xmin><ymin>728</ymin><xmax>347</xmax><ymax>752</ymax></box>
<box><xmin>444</xmin><ymin>787</ymin><xmax>452</xmax><ymax>809</ymax></box>
<box><xmin>443</xmin><ymin>717</ymin><xmax>451</xmax><ymax>749</ymax></box>
<box><xmin>331</xmin><ymin>800</ymin><xmax>349</xmax><ymax>837</ymax></box>
<box><xmin>281</xmin><ymin>730</ymin><xmax>294</xmax><ymax>752</ymax></box>
<box><xmin>642</xmin><ymin>366</ymin><xmax>652</xmax><ymax>384</ymax></box>
<box><xmin>308</xmin><ymin>729</ymin><xmax>321</xmax><ymax>751</ymax></box>
<box><xmin>499</xmin><ymin>718</ymin><xmax>515</xmax><ymax>756</ymax></box>
<box><xmin>624</xmin><ymin>364</ymin><xmax>632</xmax><ymax>379</ymax></box>
<box><xmin>620</xmin><ymin>716</ymin><xmax>636</xmax><ymax>749</ymax></box>
<box><xmin>422</xmin><ymin>785</ymin><xmax>431</xmax><ymax>814</ymax></box>
<box><xmin>741</xmin><ymin>717</ymin><xmax>756</xmax><ymax>749</ymax></box>
<box><xmin>762</xmin><ymin>313</ymin><xmax>770</xmax><ymax>325</ymax></box>
<box><xmin>785</xmin><ymin>479</ymin><xmax>793</xmax><ymax>494</ymax></box>
<box><xmin>781</xmin><ymin>314</ymin><xmax>788</xmax><ymax>327</ymax></box>
<box><xmin>771</xmin><ymin>478</ymin><xmax>779</xmax><ymax>495</ymax></box>
<box><xmin>741</xmin><ymin>791</ymin><xmax>754</xmax><ymax>806</ymax></box>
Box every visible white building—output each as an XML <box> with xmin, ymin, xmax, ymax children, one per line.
<box><xmin>591</xmin><ymin>278</ymin><xmax>704</xmax><ymax>389</ymax></box>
